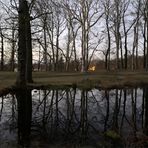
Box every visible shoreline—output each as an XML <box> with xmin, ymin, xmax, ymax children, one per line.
<box><xmin>0</xmin><ymin>71</ymin><xmax>148</xmax><ymax>96</ymax></box>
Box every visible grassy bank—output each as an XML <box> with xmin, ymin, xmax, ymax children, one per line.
<box><xmin>0</xmin><ymin>71</ymin><xmax>148</xmax><ymax>94</ymax></box>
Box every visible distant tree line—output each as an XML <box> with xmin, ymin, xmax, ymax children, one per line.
<box><xmin>0</xmin><ymin>0</ymin><xmax>147</xmax><ymax>74</ymax></box>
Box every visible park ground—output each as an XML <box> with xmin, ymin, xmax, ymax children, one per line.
<box><xmin>0</xmin><ymin>71</ymin><xmax>148</xmax><ymax>95</ymax></box>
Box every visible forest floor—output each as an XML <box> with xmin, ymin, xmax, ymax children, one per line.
<box><xmin>0</xmin><ymin>71</ymin><xmax>148</xmax><ymax>95</ymax></box>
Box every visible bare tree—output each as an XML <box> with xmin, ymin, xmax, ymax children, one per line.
<box><xmin>63</xmin><ymin>2</ymin><xmax>81</xmax><ymax>71</ymax></box>
<box><xmin>122</xmin><ymin>0</ymin><xmax>136</xmax><ymax>70</ymax></box>
<box><xmin>0</xmin><ymin>0</ymin><xmax>19</xmax><ymax>72</ymax></box>
<box><xmin>141</xmin><ymin>0</ymin><xmax>148</xmax><ymax>71</ymax></box>
<box><xmin>102</xmin><ymin>0</ymin><xmax>111</xmax><ymax>71</ymax></box>
<box><xmin>131</xmin><ymin>0</ymin><xmax>141</xmax><ymax>71</ymax></box>
<box><xmin>63</xmin><ymin>0</ymin><xmax>103</xmax><ymax>72</ymax></box>
<box><xmin>111</xmin><ymin>0</ymin><xmax>122</xmax><ymax>70</ymax></box>
<box><xmin>9</xmin><ymin>21</ymin><xmax>17</xmax><ymax>71</ymax></box>
<box><xmin>34</xmin><ymin>0</ymin><xmax>66</xmax><ymax>71</ymax></box>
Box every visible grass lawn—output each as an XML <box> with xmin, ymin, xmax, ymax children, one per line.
<box><xmin>0</xmin><ymin>71</ymin><xmax>148</xmax><ymax>94</ymax></box>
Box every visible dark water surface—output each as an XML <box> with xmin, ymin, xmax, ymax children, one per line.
<box><xmin>0</xmin><ymin>87</ymin><xmax>148</xmax><ymax>147</ymax></box>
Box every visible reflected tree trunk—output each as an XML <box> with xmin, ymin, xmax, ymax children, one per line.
<box><xmin>48</xmin><ymin>90</ymin><xmax>55</xmax><ymax>139</ymax></box>
<box><xmin>71</xmin><ymin>88</ymin><xmax>76</xmax><ymax>131</ymax></box>
<box><xmin>55</xmin><ymin>90</ymin><xmax>59</xmax><ymax>132</ymax></box>
<box><xmin>0</xmin><ymin>96</ymin><xmax>4</xmax><ymax>120</ymax></box>
<box><xmin>120</xmin><ymin>89</ymin><xmax>127</xmax><ymax>130</ymax></box>
<box><xmin>142</xmin><ymin>88</ymin><xmax>145</xmax><ymax>129</ymax></box>
<box><xmin>80</xmin><ymin>90</ymin><xmax>88</xmax><ymax>143</ymax></box>
<box><xmin>112</xmin><ymin>89</ymin><xmax>119</xmax><ymax>131</ymax></box>
<box><xmin>65</xmin><ymin>88</ymin><xmax>76</xmax><ymax>135</ymax></box>
<box><xmin>16</xmin><ymin>88</ymin><xmax>32</xmax><ymax>147</ymax></box>
<box><xmin>66</xmin><ymin>90</ymin><xmax>70</xmax><ymax>133</ymax></box>
<box><xmin>104</xmin><ymin>90</ymin><xmax>110</xmax><ymax>132</ymax></box>
<box><xmin>131</xmin><ymin>89</ymin><xmax>137</xmax><ymax>134</ymax></box>
<box><xmin>11</xmin><ymin>95</ymin><xmax>16</xmax><ymax>127</ymax></box>
<box><xmin>144</xmin><ymin>87</ymin><xmax>148</xmax><ymax>135</ymax></box>
<box><xmin>42</xmin><ymin>90</ymin><xmax>47</xmax><ymax>127</ymax></box>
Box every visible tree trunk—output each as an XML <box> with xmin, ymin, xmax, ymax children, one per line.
<box><xmin>17</xmin><ymin>0</ymin><xmax>27</xmax><ymax>85</ymax></box>
<box><xmin>17</xmin><ymin>0</ymin><xmax>32</xmax><ymax>85</ymax></box>
<box><xmin>123</xmin><ymin>14</ymin><xmax>128</xmax><ymax>69</ymax></box>
<box><xmin>71</xmin><ymin>24</ymin><xmax>78</xmax><ymax>71</ymax></box>
<box><xmin>120</xmin><ymin>33</ymin><xmax>124</xmax><ymax>69</ymax></box>
<box><xmin>143</xmin><ymin>21</ymin><xmax>146</xmax><ymax>69</ymax></box>
<box><xmin>46</xmin><ymin>13</ymin><xmax>55</xmax><ymax>71</ymax></box>
<box><xmin>106</xmin><ymin>17</ymin><xmax>111</xmax><ymax>71</ymax></box>
<box><xmin>10</xmin><ymin>25</ymin><xmax>15</xmax><ymax>71</ymax></box>
<box><xmin>113</xmin><ymin>0</ymin><xmax>122</xmax><ymax>70</ymax></box>
<box><xmin>132</xmin><ymin>26</ymin><xmax>137</xmax><ymax>71</ymax></box>
<box><xmin>0</xmin><ymin>29</ymin><xmax>4</xmax><ymax>71</ymax></box>
<box><xmin>25</xmin><ymin>1</ymin><xmax>33</xmax><ymax>82</ymax></box>
<box><xmin>55</xmin><ymin>33</ymin><xmax>59</xmax><ymax>71</ymax></box>
<box><xmin>146</xmin><ymin>2</ymin><xmax>148</xmax><ymax>71</ymax></box>
<box><xmin>43</xmin><ymin>16</ymin><xmax>48</xmax><ymax>71</ymax></box>
<box><xmin>65</xmin><ymin>20</ymin><xmax>71</xmax><ymax>71</ymax></box>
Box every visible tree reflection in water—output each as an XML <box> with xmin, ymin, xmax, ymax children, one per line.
<box><xmin>16</xmin><ymin>88</ymin><xmax>32</xmax><ymax>147</ymax></box>
<box><xmin>0</xmin><ymin>87</ymin><xmax>148</xmax><ymax>147</ymax></box>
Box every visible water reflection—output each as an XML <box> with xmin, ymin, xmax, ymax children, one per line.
<box><xmin>16</xmin><ymin>88</ymin><xmax>32</xmax><ymax>147</ymax></box>
<box><xmin>144</xmin><ymin>87</ymin><xmax>148</xmax><ymax>135</ymax></box>
<box><xmin>0</xmin><ymin>87</ymin><xmax>148</xmax><ymax>147</ymax></box>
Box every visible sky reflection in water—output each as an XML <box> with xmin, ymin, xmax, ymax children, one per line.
<box><xmin>0</xmin><ymin>87</ymin><xmax>148</xmax><ymax>147</ymax></box>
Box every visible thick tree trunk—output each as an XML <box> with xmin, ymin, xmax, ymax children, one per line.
<box><xmin>17</xmin><ymin>0</ymin><xmax>27</xmax><ymax>85</ymax></box>
<box><xmin>17</xmin><ymin>0</ymin><xmax>32</xmax><ymax>85</ymax></box>
<box><xmin>146</xmin><ymin>4</ymin><xmax>148</xmax><ymax>71</ymax></box>
<box><xmin>25</xmin><ymin>2</ymin><xmax>33</xmax><ymax>82</ymax></box>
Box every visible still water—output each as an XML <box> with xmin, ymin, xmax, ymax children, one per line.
<box><xmin>0</xmin><ymin>87</ymin><xmax>148</xmax><ymax>147</ymax></box>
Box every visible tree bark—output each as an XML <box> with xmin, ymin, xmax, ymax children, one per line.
<box><xmin>17</xmin><ymin>0</ymin><xmax>27</xmax><ymax>85</ymax></box>
<box><xmin>25</xmin><ymin>1</ymin><xmax>33</xmax><ymax>82</ymax></box>
<box><xmin>10</xmin><ymin>24</ymin><xmax>16</xmax><ymax>71</ymax></box>
<box><xmin>17</xmin><ymin>0</ymin><xmax>33</xmax><ymax>85</ymax></box>
<box><xmin>43</xmin><ymin>16</ymin><xmax>48</xmax><ymax>71</ymax></box>
<box><xmin>0</xmin><ymin>28</ymin><xmax>4</xmax><ymax>71</ymax></box>
<box><xmin>146</xmin><ymin>0</ymin><xmax>148</xmax><ymax>71</ymax></box>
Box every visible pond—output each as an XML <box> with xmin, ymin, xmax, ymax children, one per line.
<box><xmin>0</xmin><ymin>87</ymin><xmax>148</xmax><ymax>147</ymax></box>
